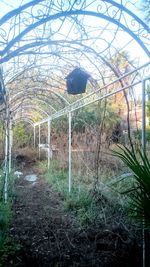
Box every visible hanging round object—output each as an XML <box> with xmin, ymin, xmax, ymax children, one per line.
<box><xmin>65</xmin><ymin>68</ymin><xmax>90</xmax><ymax>95</ymax></box>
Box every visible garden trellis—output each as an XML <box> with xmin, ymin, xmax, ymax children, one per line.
<box><xmin>0</xmin><ymin>0</ymin><xmax>149</xmax><ymax>201</ymax></box>
<box><xmin>33</xmin><ymin>64</ymin><xmax>150</xmax><ymax>192</ymax></box>
<box><xmin>5</xmin><ymin>63</ymin><xmax>150</xmax><ymax>202</ymax></box>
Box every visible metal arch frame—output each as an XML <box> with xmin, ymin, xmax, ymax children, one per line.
<box><xmin>64</xmin><ymin>10</ymin><xmax>150</xmax><ymax>57</ymax></box>
<box><xmin>0</xmin><ymin>0</ymin><xmax>148</xmax><ymax>32</ymax></box>
<box><xmin>0</xmin><ymin>2</ymin><xmax>149</xmax><ymax>63</ymax></box>
<box><xmin>13</xmin><ymin>113</ymin><xmax>42</xmax><ymax>150</ymax></box>
<box><xmin>13</xmin><ymin>117</ymin><xmax>35</xmax><ymax>146</ymax></box>
<box><xmin>32</xmin><ymin>63</ymin><xmax>150</xmax><ymax>197</ymax></box>
<box><xmin>35</xmin><ymin>61</ymin><xmax>150</xmax><ymax>126</ymax></box>
<box><xmin>10</xmin><ymin>87</ymin><xmax>70</xmax><ymax>104</ymax></box>
<box><xmin>5</xmin><ymin>63</ymin><xmax>67</xmax><ymax>86</ymax></box>
<box><xmin>1</xmin><ymin>0</ymin><xmax>149</xmax><ymax>205</ymax></box>
<box><xmin>9</xmin><ymin>87</ymin><xmax>70</xmax><ymax>109</ymax></box>
<box><xmin>13</xmin><ymin>107</ymin><xmax>49</xmax><ymax>152</ymax></box>
<box><xmin>10</xmin><ymin>97</ymin><xmax>56</xmax><ymax>114</ymax></box>
<box><xmin>8</xmin><ymin>117</ymin><xmax>34</xmax><ymax>173</ymax></box>
<box><xmin>12</xmin><ymin>105</ymin><xmax>50</xmax><ymax>118</ymax></box>
<box><xmin>12</xmin><ymin>114</ymin><xmax>36</xmax><ymax>123</ymax></box>
<box><xmin>14</xmin><ymin>112</ymin><xmax>39</xmax><ymax>122</ymax></box>
<box><xmin>104</xmin><ymin>0</ymin><xmax>149</xmax><ymax>32</ymax></box>
<box><xmin>33</xmin><ymin>63</ymin><xmax>150</xmax><ymax>198</ymax></box>
<box><xmin>12</xmin><ymin>117</ymin><xmax>35</xmax><ymax>127</ymax></box>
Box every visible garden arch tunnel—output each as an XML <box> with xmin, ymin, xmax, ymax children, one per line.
<box><xmin>0</xmin><ymin>0</ymin><xmax>149</xmax><ymax>202</ymax></box>
<box><xmin>13</xmin><ymin>118</ymin><xmax>35</xmax><ymax>127</ymax></box>
<box><xmin>12</xmin><ymin>105</ymin><xmax>50</xmax><ymax>119</ymax></box>
<box><xmin>0</xmin><ymin>0</ymin><xmax>149</xmax><ymax>64</ymax></box>
<box><xmin>11</xmin><ymin>98</ymin><xmax>57</xmax><ymax>113</ymax></box>
<box><xmin>9</xmin><ymin>87</ymin><xmax>70</xmax><ymax>112</ymax></box>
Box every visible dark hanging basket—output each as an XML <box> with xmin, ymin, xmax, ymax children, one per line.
<box><xmin>65</xmin><ymin>68</ymin><xmax>90</xmax><ymax>95</ymax></box>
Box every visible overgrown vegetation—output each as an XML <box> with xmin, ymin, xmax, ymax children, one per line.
<box><xmin>40</xmin><ymin>159</ymin><xmax>127</xmax><ymax>227</ymax></box>
<box><xmin>13</xmin><ymin>123</ymin><xmax>32</xmax><ymax>148</ymax></box>
<box><xmin>0</xmin><ymin>169</ymin><xmax>18</xmax><ymax>263</ymax></box>
<box><xmin>112</xmin><ymin>145</ymin><xmax>150</xmax><ymax>229</ymax></box>
<box><xmin>0</xmin><ymin>240</ymin><xmax>21</xmax><ymax>267</ymax></box>
<box><xmin>52</xmin><ymin>102</ymin><xmax>121</xmax><ymax>135</ymax></box>
<box><xmin>0</xmin><ymin>203</ymin><xmax>11</xmax><ymax>247</ymax></box>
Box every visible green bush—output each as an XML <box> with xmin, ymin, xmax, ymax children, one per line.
<box><xmin>112</xmin><ymin>145</ymin><xmax>150</xmax><ymax>228</ymax></box>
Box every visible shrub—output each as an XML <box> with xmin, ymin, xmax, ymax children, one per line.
<box><xmin>112</xmin><ymin>145</ymin><xmax>150</xmax><ymax>228</ymax></box>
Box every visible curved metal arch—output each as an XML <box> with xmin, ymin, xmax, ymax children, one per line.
<box><xmin>72</xmin><ymin>10</ymin><xmax>149</xmax><ymax>57</ymax></box>
<box><xmin>12</xmin><ymin>117</ymin><xmax>35</xmax><ymax>127</ymax></box>
<box><xmin>105</xmin><ymin>0</ymin><xmax>149</xmax><ymax>32</ymax></box>
<box><xmin>0</xmin><ymin>0</ymin><xmax>44</xmax><ymax>27</ymax></box>
<box><xmin>13</xmin><ymin>114</ymin><xmax>37</xmax><ymax>124</ymax></box>
<box><xmin>10</xmin><ymin>97</ymin><xmax>56</xmax><ymax>113</ymax></box>
<box><xmin>12</xmin><ymin>105</ymin><xmax>50</xmax><ymax>117</ymax></box>
<box><xmin>14</xmin><ymin>111</ymin><xmax>42</xmax><ymax>123</ymax></box>
<box><xmin>0</xmin><ymin>0</ymin><xmax>148</xmax><ymax>32</ymax></box>
<box><xmin>10</xmin><ymin>87</ymin><xmax>70</xmax><ymax>108</ymax></box>
<box><xmin>0</xmin><ymin>4</ymin><xmax>149</xmax><ymax>62</ymax></box>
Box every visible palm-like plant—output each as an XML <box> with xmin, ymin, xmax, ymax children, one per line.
<box><xmin>112</xmin><ymin>145</ymin><xmax>150</xmax><ymax>228</ymax></box>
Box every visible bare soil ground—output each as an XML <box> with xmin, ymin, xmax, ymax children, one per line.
<box><xmin>2</xmin><ymin>163</ymin><xmax>143</xmax><ymax>267</ymax></box>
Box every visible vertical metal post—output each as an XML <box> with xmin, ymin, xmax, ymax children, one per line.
<box><xmin>39</xmin><ymin>124</ymin><xmax>41</xmax><ymax>159</ymax></box>
<box><xmin>9</xmin><ymin>120</ymin><xmax>12</xmax><ymax>173</ymax></box>
<box><xmin>1</xmin><ymin>68</ymin><xmax>9</xmax><ymax>203</ymax></box>
<box><xmin>47</xmin><ymin>119</ymin><xmax>51</xmax><ymax>169</ymax></box>
<box><xmin>4</xmin><ymin>102</ymin><xmax>9</xmax><ymax>203</ymax></box>
<box><xmin>68</xmin><ymin>112</ymin><xmax>72</xmax><ymax>193</ymax></box>
<box><xmin>142</xmin><ymin>79</ymin><xmax>146</xmax><ymax>153</ymax></box>
<box><xmin>4</xmin><ymin>119</ymin><xmax>8</xmax><ymax>203</ymax></box>
<box><xmin>33</xmin><ymin>125</ymin><xmax>36</xmax><ymax>148</ymax></box>
<box><xmin>142</xmin><ymin>79</ymin><xmax>146</xmax><ymax>267</ymax></box>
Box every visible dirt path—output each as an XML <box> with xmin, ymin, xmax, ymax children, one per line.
<box><xmin>9</xmin><ymin>166</ymin><xmax>81</xmax><ymax>267</ymax></box>
<box><xmin>5</xmin><ymin>164</ymin><xmax>141</xmax><ymax>267</ymax></box>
